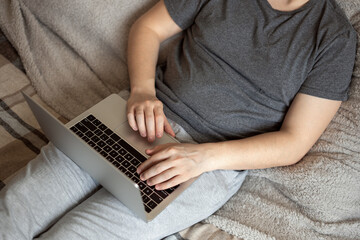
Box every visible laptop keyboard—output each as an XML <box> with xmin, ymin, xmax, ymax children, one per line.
<box><xmin>70</xmin><ymin>114</ymin><xmax>178</xmax><ymax>213</ymax></box>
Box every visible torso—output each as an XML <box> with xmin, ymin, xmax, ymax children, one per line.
<box><xmin>157</xmin><ymin>0</ymin><xmax>354</xmax><ymax>143</ymax></box>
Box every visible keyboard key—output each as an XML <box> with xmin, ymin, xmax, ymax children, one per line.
<box><xmin>100</xmin><ymin>134</ymin><xmax>109</xmax><ymax>141</ymax></box>
<box><xmin>82</xmin><ymin>136</ymin><xmax>90</xmax><ymax>143</ymax></box>
<box><xmin>103</xmin><ymin>146</ymin><xmax>112</xmax><ymax>153</ymax></box>
<box><xmin>147</xmin><ymin>200</ymin><xmax>157</xmax><ymax>210</ymax></box>
<box><xmin>113</xmin><ymin>143</ymin><xmax>121</xmax><ymax>151</ymax></box>
<box><xmin>155</xmin><ymin>190</ymin><xmax>168</xmax><ymax>199</ymax></box>
<box><xmin>165</xmin><ymin>187</ymin><xmax>175</xmax><ymax>194</ymax></box>
<box><xmin>145</xmin><ymin>205</ymin><xmax>152</xmax><ymax>213</ymax></box>
<box><xmin>142</xmin><ymin>195</ymin><xmax>150</xmax><ymax>203</ymax></box>
<box><xmin>119</xmin><ymin>166</ymin><xmax>127</xmax><ymax>173</ymax></box>
<box><xmin>138</xmin><ymin>182</ymin><xmax>146</xmax><ymax>190</ymax></box>
<box><xmin>109</xmin><ymin>150</ymin><xmax>118</xmax><ymax>158</ymax></box>
<box><xmin>91</xmin><ymin>136</ymin><xmax>100</xmax><ymax>143</ymax></box>
<box><xmin>99</xmin><ymin>124</ymin><xmax>107</xmax><ymax>131</ymax></box>
<box><xmin>93</xmin><ymin>119</ymin><xmax>102</xmax><ymax>126</ymax></box>
<box><xmin>132</xmin><ymin>176</ymin><xmax>140</xmax><ymax>184</ymax></box>
<box><xmin>70</xmin><ymin>126</ymin><xmax>77</xmax><ymax>132</ymax></box>
<box><xmin>128</xmin><ymin>166</ymin><xmax>137</xmax><ymax>173</ymax></box>
<box><xmin>131</xmin><ymin>159</ymin><xmax>141</xmax><ymax>167</ymax></box>
<box><xmin>149</xmin><ymin>193</ymin><xmax>163</xmax><ymax>204</ymax></box>
<box><xmin>143</xmin><ymin>187</ymin><xmax>152</xmax><ymax>196</ymax></box>
<box><xmin>122</xmin><ymin>161</ymin><xmax>130</xmax><ymax>168</ymax></box>
<box><xmin>106</xmin><ymin>139</ymin><xmax>114</xmax><ymax>146</ymax></box>
<box><xmin>104</xmin><ymin>128</ymin><xmax>113</xmax><ymax>136</ymax></box>
<box><xmin>100</xmin><ymin>151</ymin><xmax>108</xmax><ymax>157</ymax></box>
<box><xmin>85</xmin><ymin>131</ymin><xmax>94</xmax><ymax>138</ymax></box>
<box><xmin>133</xmin><ymin>172</ymin><xmax>141</xmax><ymax>180</ymax></box>
<box><xmin>119</xmin><ymin>140</ymin><xmax>147</xmax><ymax>162</ymax></box>
<box><xmin>88</xmin><ymin>141</ymin><xmax>96</xmax><ymax>147</ymax></box>
<box><xmin>148</xmin><ymin>185</ymin><xmax>157</xmax><ymax>192</ymax></box>
<box><xmin>106</xmin><ymin>156</ymin><xmax>114</xmax><ymax>162</ymax></box>
<box><xmin>125</xmin><ymin>171</ymin><xmax>133</xmax><ymax>178</ymax></box>
<box><xmin>94</xmin><ymin>146</ymin><xmax>102</xmax><ymax>152</ymax></box>
<box><xmin>97</xmin><ymin>141</ymin><xmax>106</xmax><ymax>148</ymax></box>
<box><xmin>110</xmin><ymin>133</ymin><xmax>121</xmax><ymax>141</ymax></box>
<box><xmin>75</xmin><ymin>123</ymin><xmax>88</xmax><ymax>133</ymax></box>
<box><xmin>81</xmin><ymin>118</ymin><xmax>96</xmax><ymax>131</ymax></box>
<box><xmin>94</xmin><ymin>129</ymin><xmax>103</xmax><ymax>136</ymax></box>
<box><xmin>124</xmin><ymin>153</ymin><xmax>133</xmax><ymax>161</ymax></box>
<box><xmin>87</xmin><ymin>114</ymin><xmax>96</xmax><ymax>121</ymax></box>
<box><xmin>113</xmin><ymin>162</ymin><xmax>120</xmax><ymax>168</ymax></box>
<box><xmin>115</xmin><ymin>155</ymin><xmax>125</xmax><ymax>163</ymax></box>
<box><xmin>77</xmin><ymin>132</ymin><xmax>84</xmax><ymax>138</ymax></box>
<box><xmin>119</xmin><ymin>148</ymin><xmax>127</xmax><ymax>156</ymax></box>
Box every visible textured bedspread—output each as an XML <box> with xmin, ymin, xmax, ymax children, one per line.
<box><xmin>0</xmin><ymin>0</ymin><xmax>359</xmax><ymax>239</ymax></box>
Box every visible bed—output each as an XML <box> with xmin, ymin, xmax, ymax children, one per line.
<box><xmin>0</xmin><ymin>0</ymin><xmax>359</xmax><ymax>239</ymax></box>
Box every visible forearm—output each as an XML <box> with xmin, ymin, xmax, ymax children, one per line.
<box><xmin>203</xmin><ymin>95</ymin><xmax>341</xmax><ymax>172</ymax></box>
<box><xmin>127</xmin><ymin>1</ymin><xmax>182</xmax><ymax>96</ymax></box>
<box><xmin>127</xmin><ymin>22</ymin><xmax>161</xmax><ymax>95</ymax></box>
<box><xmin>138</xmin><ymin>94</ymin><xmax>341</xmax><ymax>190</ymax></box>
<box><xmin>204</xmin><ymin>130</ymin><xmax>314</xmax><ymax>172</ymax></box>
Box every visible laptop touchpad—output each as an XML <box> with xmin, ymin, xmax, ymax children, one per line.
<box><xmin>115</xmin><ymin>122</ymin><xmax>177</xmax><ymax>157</ymax></box>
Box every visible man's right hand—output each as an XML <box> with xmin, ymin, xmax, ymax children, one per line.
<box><xmin>126</xmin><ymin>89</ymin><xmax>175</xmax><ymax>142</ymax></box>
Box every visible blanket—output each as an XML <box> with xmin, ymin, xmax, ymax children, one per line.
<box><xmin>0</xmin><ymin>0</ymin><xmax>359</xmax><ymax>239</ymax></box>
<box><xmin>0</xmin><ymin>53</ymin><xmax>66</xmax><ymax>182</ymax></box>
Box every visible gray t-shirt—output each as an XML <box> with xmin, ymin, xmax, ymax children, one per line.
<box><xmin>155</xmin><ymin>0</ymin><xmax>357</xmax><ymax>143</ymax></box>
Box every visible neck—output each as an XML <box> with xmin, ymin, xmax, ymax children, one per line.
<box><xmin>267</xmin><ymin>0</ymin><xmax>310</xmax><ymax>11</ymax></box>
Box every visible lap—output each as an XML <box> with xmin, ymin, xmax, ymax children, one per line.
<box><xmin>37</xmin><ymin>168</ymin><xmax>247</xmax><ymax>240</ymax></box>
<box><xmin>1</xmin><ymin>141</ymin><xmax>247</xmax><ymax>240</ymax></box>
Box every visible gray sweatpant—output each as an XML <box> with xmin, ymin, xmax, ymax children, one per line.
<box><xmin>0</xmin><ymin>120</ymin><xmax>247</xmax><ymax>240</ymax></box>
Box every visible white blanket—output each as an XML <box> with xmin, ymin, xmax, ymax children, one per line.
<box><xmin>1</xmin><ymin>0</ymin><xmax>359</xmax><ymax>239</ymax></box>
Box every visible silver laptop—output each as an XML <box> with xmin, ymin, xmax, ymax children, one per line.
<box><xmin>22</xmin><ymin>92</ymin><xmax>196</xmax><ymax>222</ymax></box>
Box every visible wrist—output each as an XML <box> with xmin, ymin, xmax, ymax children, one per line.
<box><xmin>130</xmin><ymin>83</ymin><xmax>156</xmax><ymax>96</ymax></box>
<box><xmin>200</xmin><ymin>142</ymin><xmax>223</xmax><ymax>172</ymax></box>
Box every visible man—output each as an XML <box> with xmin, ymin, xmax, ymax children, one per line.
<box><xmin>0</xmin><ymin>0</ymin><xmax>356</xmax><ymax>239</ymax></box>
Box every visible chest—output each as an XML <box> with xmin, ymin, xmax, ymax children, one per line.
<box><xmin>191</xmin><ymin>0</ymin><xmax>318</xmax><ymax>100</ymax></box>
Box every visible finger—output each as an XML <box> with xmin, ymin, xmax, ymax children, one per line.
<box><xmin>146</xmin><ymin>167</ymin><xmax>178</xmax><ymax>186</ymax></box>
<box><xmin>127</xmin><ymin>107</ymin><xmax>138</xmax><ymax>131</ymax></box>
<box><xmin>140</xmin><ymin>160</ymin><xmax>175</xmax><ymax>182</ymax></box>
<box><xmin>154</xmin><ymin>107</ymin><xmax>164</xmax><ymax>138</ymax></box>
<box><xmin>145</xmin><ymin>143</ymin><xmax>174</xmax><ymax>155</ymax></box>
<box><xmin>155</xmin><ymin>175</ymin><xmax>184</xmax><ymax>190</ymax></box>
<box><xmin>135</xmin><ymin>107</ymin><xmax>146</xmax><ymax>137</ymax></box>
<box><xmin>137</xmin><ymin>145</ymin><xmax>175</xmax><ymax>174</ymax></box>
<box><xmin>144</xmin><ymin>107</ymin><xmax>156</xmax><ymax>142</ymax></box>
<box><xmin>164</xmin><ymin>118</ymin><xmax>176</xmax><ymax>137</ymax></box>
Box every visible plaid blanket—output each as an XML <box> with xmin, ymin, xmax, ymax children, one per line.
<box><xmin>0</xmin><ymin>30</ymin><xmax>69</xmax><ymax>186</ymax></box>
<box><xmin>0</xmin><ymin>54</ymin><xmax>63</xmax><ymax>184</ymax></box>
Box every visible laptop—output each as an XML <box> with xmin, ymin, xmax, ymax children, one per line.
<box><xmin>22</xmin><ymin>92</ymin><xmax>197</xmax><ymax>222</ymax></box>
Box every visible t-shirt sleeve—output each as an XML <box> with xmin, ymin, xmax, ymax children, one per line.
<box><xmin>299</xmin><ymin>30</ymin><xmax>357</xmax><ymax>101</ymax></box>
<box><xmin>164</xmin><ymin>0</ymin><xmax>209</xmax><ymax>30</ymax></box>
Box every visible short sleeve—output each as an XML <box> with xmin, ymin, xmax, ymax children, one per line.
<box><xmin>164</xmin><ymin>0</ymin><xmax>209</xmax><ymax>30</ymax></box>
<box><xmin>299</xmin><ymin>30</ymin><xmax>357</xmax><ymax>101</ymax></box>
